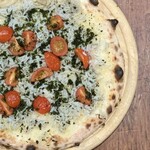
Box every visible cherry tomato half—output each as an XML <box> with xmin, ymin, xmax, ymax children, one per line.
<box><xmin>47</xmin><ymin>15</ymin><xmax>64</xmax><ymax>30</ymax></box>
<box><xmin>44</xmin><ymin>51</ymin><xmax>61</xmax><ymax>71</ymax></box>
<box><xmin>5</xmin><ymin>90</ymin><xmax>21</xmax><ymax>108</ymax></box>
<box><xmin>76</xmin><ymin>86</ymin><xmax>92</xmax><ymax>106</ymax></box>
<box><xmin>50</xmin><ymin>36</ymin><xmax>68</xmax><ymax>56</ymax></box>
<box><xmin>33</xmin><ymin>96</ymin><xmax>51</xmax><ymax>114</ymax></box>
<box><xmin>0</xmin><ymin>94</ymin><xmax>13</xmax><ymax>116</ymax></box>
<box><xmin>75</xmin><ymin>48</ymin><xmax>90</xmax><ymax>69</ymax></box>
<box><xmin>30</xmin><ymin>67</ymin><xmax>53</xmax><ymax>82</ymax></box>
<box><xmin>0</xmin><ymin>26</ymin><xmax>13</xmax><ymax>43</ymax></box>
<box><xmin>5</xmin><ymin>67</ymin><xmax>18</xmax><ymax>87</ymax></box>
<box><xmin>22</xmin><ymin>30</ymin><xmax>37</xmax><ymax>51</ymax></box>
<box><xmin>9</xmin><ymin>37</ymin><xmax>25</xmax><ymax>56</ymax></box>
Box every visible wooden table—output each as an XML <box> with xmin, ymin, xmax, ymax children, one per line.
<box><xmin>95</xmin><ymin>0</ymin><xmax>150</xmax><ymax>150</ymax></box>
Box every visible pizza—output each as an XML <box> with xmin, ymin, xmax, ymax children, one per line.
<box><xmin>0</xmin><ymin>0</ymin><xmax>137</xmax><ymax>150</ymax></box>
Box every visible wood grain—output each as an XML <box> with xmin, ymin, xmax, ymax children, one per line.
<box><xmin>95</xmin><ymin>0</ymin><xmax>150</xmax><ymax>150</ymax></box>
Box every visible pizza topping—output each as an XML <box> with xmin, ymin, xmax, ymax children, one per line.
<box><xmin>0</xmin><ymin>26</ymin><xmax>13</xmax><ymax>43</ymax></box>
<box><xmin>114</xmin><ymin>65</ymin><xmax>124</xmax><ymax>81</ymax></box>
<box><xmin>76</xmin><ymin>86</ymin><xmax>92</xmax><ymax>105</ymax></box>
<box><xmin>75</xmin><ymin>48</ymin><xmax>90</xmax><ymax>69</ymax></box>
<box><xmin>50</xmin><ymin>36</ymin><xmax>68</xmax><ymax>56</ymax></box>
<box><xmin>9</xmin><ymin>36</ymin><xmax>25</xmax><ymax>56</ymax></box>
<box><xmin>108</xmin><ymin>19</ymin><xmax>119</xmax><ymax>29</ymax></box>
<box><xmin>89</xmin><ymin>0</ymin><xmax>99</xmax><ymax>6</ymax></box>
<box><xmin>44</xmin><ymin>51</ymin><xmax>61</xmax><ymax>71</ymax></box>
<box><xmin>5</xmin><ymin>90</ymin><xmax>21</xmax><ymax>108</ymax></box>
<box><xmin>22</xmin><ymin>30</ymin><xmax>37</xmax><ymax>51</ymax></box>
<box><xmin>5</xmin><ymin>67</ymin><xmax>18</xmax><ymax>87</ymax></box>
<box><xmin>47</xmin><ymin>15</ymin><xmax>64</xmax><ymax>30</ymax></box>
<box><xmin>33</xmin><ymin>96</ymin><xmax>51</xmax><ymax>114</ymax></box>
<box><xmin>0</xmin><ymin>95</ymin><xmax>13</xmax><ymax>116</ymax></box>
<box><xmin>31</xmin><ymin>67</ymin><xmax>53</xmax><ymax>82</ymax></box>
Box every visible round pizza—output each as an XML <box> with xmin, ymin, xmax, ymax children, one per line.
<box><xmin>0</xmin><ymin>0</ymin><xmax>138</xmax><ymax>150</ymax></box>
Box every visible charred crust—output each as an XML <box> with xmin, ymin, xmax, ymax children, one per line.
<box><xmin>107</xmin><ymin>105</ymin><xmax>112</xmax><ymax>114</ymax></box>
<box><xmin>114</xmin><ymin>65</ymin><xmax>124</xmax><ymax>81</ymax></box>
<box><xmin>108</xmin><ymin>19</ymin><xmax>119</xmax><ymax>29</ymax></box>
<box><xmin>117</xmin><ymin>85</ymin><xmax>122</xmax><ymax>91</ymax></box>
<box><xmin>115</xmin><ymin>103</ymin><xmax>118</xmax><ymax>107</ymax></box>
<box><xmin>89</xmin><ymin>0</ymin><xmax>99</xmax><ymax>6</ymax></box>
<box><xmin>74</xmin><ymin>142</ymin><xmax>80</xmax><ymax>146</ymax></box>
<box><xmin>86</xmin><ymin>123</ymin><xmax>91</xmax><ymax>129</ymax></box>
<box><xmin>102</xmin><ymin>123</ymin><xmax>105</xmax><ymax>127</ymax></box>
<box><xmin>54</xmin><ymin>140</ymin><xmax>58</xmax><ymax>146</ymax></box>
<box><xmin>115</xmin><ymin>45</ymin><xmax>118</xmax><ymax>52</ymax></box>
<box><xmin>98</xmin><ymin>120</ymin><xmax>102</xmax><ymax>124</ymax></box>
<box><xmin>1</xmin><ymin>144</ymin><xmax>11</xmax><ymax>149</ymax></box>
<box><xmin>111</xmin><ymin>94</ymin><xmax>116</xmax><ymax>100</ymax></box>
<box><xmin>26</xmin><ymin>145</ymin><xmax>36</xmax><ymax>150</ymax></box>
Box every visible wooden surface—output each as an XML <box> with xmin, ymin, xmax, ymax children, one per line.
<box><xmin>95</xmin><ymin>0</ymin><xmax>150</xmax><ymax>150</ymax></box>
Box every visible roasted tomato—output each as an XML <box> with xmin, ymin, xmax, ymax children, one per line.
<box><xmin>75</xmin><ymin>48</ymin><xmax>90</xmax><ymax>69</ymax></box>
<box><xmin>33</xmin><ymin>96</ymin><xmax>51</xmax><ymax>114</ymax></box>
<box><xmin>44</xmin><ymin>52</ymin><xmax>61</xmax><ymax>71</ymax></box>
<box><xmin>0</xmin><ymin>26</ymin><xmax>13</xmax><ymax>43</ymax></box>
<box><xmin>50</xmin><ymin>36</ymin><xmax>68</xmax><ymax>56</ymax></box>
<box><xmin>30</xmin><ymin>67</ymin><xmax>53</xmax><ymax>82</ymax></box>
<box><xmin>22</xmin><ymin>30</ymin><xmax>37</xmax><ymax>51</ymax></box>
<box><xmin>76</xmin><ymin>86</ymin><xmax>92</xmax><ymax>106</ymax></box>
<box><xmin>5</xmin><ymin>90</ymin><xmax>21</xmax><ymax>108</ymax></box>
<box><xmin>47</xmin><ymin>15</ymin><xmax>64</xmax><ymax>30</ymax></box>
<box><xmin>0</xmin><ymin>95</ymin><xmax>13</xmax><ymax>116</ymax></box>
<box><xmin>5</xmin><ymin>67</ymin><xmax>18</xmax><ymax>87</ymax></box>
<box><xmin>9</xmin><ymin>36</ymin><xmax>25</xmax><ymax>56</ymax></box>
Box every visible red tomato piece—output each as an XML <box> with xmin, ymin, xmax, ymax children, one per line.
<box><xmin>5</xmin><ymin>67</ymin><xmax>18</xmax><ymax>87</ymax></box>
<box><xmin>0</xmin><ymin>26</ymin><xmax>13</xmax><ymax>43</ymax></box>
<box><xmin>5</xmin><ymin>90</ymin><xmax>21</xmax><ymax>108</ymax></box>
<box><xmin>76</xmin><ymin>86</ymin><xmax>92</xmax><ymax>106</ymax></box>
<box><xmin>0</xmin><ymin>94</ymin><xmax>13</xmax><ymax>116</ymax></box>
<box><xmin>22</xmin><ymin>30</ymin><xmax>37</xmax><ymax>51</ymax></box>
<box><xmin>47</xmin><ymin>15</ymin><xmax>64</xmax><ymax>30</ymax></box>
<box><xmin>30</xmin><ymin>67</ymin><xmax>53</xmax><ymax>82</ymax></box>
<box><xmin>44</xmin><ymin>51</ymin><xmax>61</xmax><ymax>71</ymax></box>
<box><xmin>50</xmin><ymin>36</ymin><xmax>68</xmax><ymax>56</ymax></box>
<box><xmin>33</xmin><ymin>96</ymin><xmax>51</xmax><ymax>114</ymax></box>
<box><xmin>9</xmin><ymin>36</ymin><xmax>25</xmax><ymax>56</ymax></box>
<box><xmin>75</xmin><ymin>48</ymin><xmax>90</xmax><ymax>69</ymax></box>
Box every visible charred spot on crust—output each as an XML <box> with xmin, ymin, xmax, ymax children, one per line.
<box><xmin>108</xmin><ymin>19</ymin><xmax>119</xmax><ymax>29</ymax></box>
<box><xmin>86</xmin><ymin>123</ymin><xmax>91</xmax><ymax>129</ymax></box>
<box><xmin>89</xmin><ymin>0</ymin><xmax>99</xmax><ymax>6</ymax></box>
<box><xmin>54</xmin><ymin>140</ymin><xmax>58</xmax><ymax>146</ymax></box>
<box><xmin>98</xmin><ymin>120</ymin><xmax>102</xmax><ymax>124</ymax></box>
<box><xmin>118</xmin><ymin>85</ymin><xmax>122</xmax><ymax>91</ymax></box>
<box><xmin>112</xmin><ymin>94</ymin><xmax>116</xmax><ymax>100</ymax></box>
<box><xmin>107</xmin><ymin>105</ymin><xmax>112</xmax><ymax>114</ymax></box>
<box><xmin>26</xmin><ymin>145</ymin><xmax>36</xmax><ymax>150</ymax></box>
<box><xmin>115</xmin><ymin>103</ymin><xmax>118</xmax><ymax>107</ymax></box>
<box><xmin>114</xmin><ymin>65</ymin><xmax>124</xmax><ymax>81</ymax></box>
<box><xmin>74</xmin><ymin>142</ymin><xmax>80</xmax><ymax>146</ymax></box>
<box><xmin>115</xmin><ymin>45</ymin><xmax>118</xmax><ymax>52</ymax></box>
<box><xmin>1</xmin><ymin>144</ymin><xmax>11</xmax><ymax>149</ymax></box>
